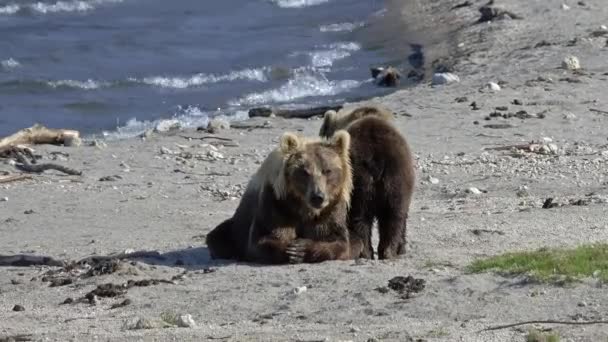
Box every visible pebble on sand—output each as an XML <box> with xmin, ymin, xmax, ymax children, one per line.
<box><xmin>432</xmin><ymin>73</ymin><xmax>460</xmax><ymax>85</ymax></box>
<box><xmin>487</xmin><ymin>82</ymin><xmax>501</xmax><ymax>91</ymax></box>
<box><xmin>466</xmin><ymin>187</ymin><xmax>482</xmax><ymax>195</ymax></box>
<box><xmin>293</xmin><ymin>286</ymin><xmax>307</xmax><ymax>295</ymax></box>
<box><xmin>12</xmin><ymin>305</ymin><xmax>25</xmax><ymax>312</ymax></box>
<box><xmin>425</xmin><ymin>175</ymin><xmax>440</xmax><ymax>185</ymax></box>
<box><xmin>207</xmin><ymin>118</ymin><xmax>230</xmax><ymax>133</ymax></box>
<box><xmin>1</xmin><ymin>197</ymin><xmax>7</xmax><ymax>202</ymax></box>
<box><xmin>177</xmin><ymin>314</ymin><xmax>197</xmax><ymax>328</ymax></box>
<box><xmin>562</xmin><ymin>56</ymin><xmax>581</xmax><ymax>70</ymax></box>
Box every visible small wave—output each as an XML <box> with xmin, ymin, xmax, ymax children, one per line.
<box><xmin>48</xmin><ymin>79</ymin><xmax>108</xmax><ymax>90</ymax></box>
<box><xmin>1</xmin><ymin>58</ymin><xmax>20</xmax><ymax>69</ymax></box>
<box><xmin>309</xmin><ymin>42</ymin><xmax>360</xmax><ymax>68</ymax></box>
<box><xmin>229</xmin><ymin>68</ymin><xmax>360</xmax><ymax>106</ymax></box>
<box><xmin>102</xmin><ymin>106</ymin><xmax>249</xmax><ymax>140</ymax></box>
<box><xmin>0</xmin><ymin>4</ymin><xmax>19</xmax><ymax>14</ymax></box>
<box><xmin>269</xmin><ymin>0</ymin><xmax>329</xmax><ymax>9</ymax></box>
<box><xmin>138</xmin><ymin>68</ymin><xmax>268</xmax><ymax>89</ymax></box>
<box><xmin>319</xmin><ymin>21</ymin><xmax>365</xmax><ymax>33</ymax></box>
<box><xmin>0</xmin><ymin>0</ymin><xmax>123</xmax><ymax>16</ymax></box>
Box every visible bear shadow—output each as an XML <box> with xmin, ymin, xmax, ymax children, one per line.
<box><xmin>113</xmin><ymin>246</ymin><xmax>274</xmax><ymax>270</ymax></box>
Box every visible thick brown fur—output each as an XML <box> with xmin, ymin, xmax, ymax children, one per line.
<box><xmin>319</xmin><ymin>105</ymin><xmax>415</xmax><ymax>259</ymax></box>
<box><xmin>206</xmin><ymin>131</ymin><xmax>354</xmax><ymax>264</ymax></box>
<box><xmin>319</xmin><ymin>104</ymin><xmax>394</xmax><ymax>138</ymax></box>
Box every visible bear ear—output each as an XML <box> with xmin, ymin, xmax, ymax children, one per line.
<box><xmin>319</xmin><ymin>110</ymin><xmax>337</xmax><ymax>138</ymax></box>
<box><xmin>279</xmin><ymin>132</ymin><xmax>301</xmax><ymax>155</ymax></box>
<box><xmin>331</xmin><ymin>130</ymin><xmax>350</xmax><ymax>156</ymax></box>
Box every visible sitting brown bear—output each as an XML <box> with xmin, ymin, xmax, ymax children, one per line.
<box><xmin>319</xmin><ymin>104</ymin><xmax>415</xmax><ymax>259</ymax></box>
<box><xmin>206</xmin><ymin>130</ymin><xmax>354</xmax><ymax>264</ymax></box>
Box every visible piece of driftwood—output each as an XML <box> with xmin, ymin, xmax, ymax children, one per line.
<box><xmin>0</xmin><ymin>254</ymin><xmax>65</xmax><ymax>267</ymax></box>
<box><xmin>248</xmin><ymin>105</ymin><xmax>343</xmax><ymax>119</ymax></box>
<box><xmin>0</xmin><ymin>124</ymin><xmax>81</xmax><ymax>155</ymax></box>
<box><xmin>0</xmin><ymin>174</ymin><xmax>32</xmax><ymax>184</ymax></box>
<box><xmin>14</xmin><ymin>151</ymin><xmax>82</xmax><ymax>176</ymax></box>
<box><xmin>480</xmin><ymin>319</ymin><xmax>608</xmax><ymax>332</ymax></box>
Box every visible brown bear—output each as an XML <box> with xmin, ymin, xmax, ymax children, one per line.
<box><xmin>206</xmin><ymin>130</ymin><xmax>354</xmax><ymax>264</ymax></box>
<box><xmin>319</xmin><ymin>104</ymin><xmax>415</xmax><ymax>259</ymax></box>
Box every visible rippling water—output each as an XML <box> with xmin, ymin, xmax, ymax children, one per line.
<box><xmin>0</xmin><ymin>0</ymin><xmax>404</xmax><ymax>138</ymax></box>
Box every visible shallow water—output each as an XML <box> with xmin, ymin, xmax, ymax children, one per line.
<box><xmin>0</xmin><ymin>0</ymin><xmax>407</xmax><ymax>138</ymax></box>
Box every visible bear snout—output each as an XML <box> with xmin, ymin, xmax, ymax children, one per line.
<box><xmin>309</xmin><ymin>190</ymin><xmax>326</xmax><ymax>209</ymax></box>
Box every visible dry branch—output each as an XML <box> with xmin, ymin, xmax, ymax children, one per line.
<box><xmin>0</xmin><ymin>124</ymin><xmax>81</xmax><ymax>155</ymax></box>
<box><xmin>248</xmin><ymin>105</ymin><xmax>342</xmax><ymax>119</ymax></box>
<box><xmin>0</xmin><ymin>174</ymin><xmax>32</xmax><ymax>184</ymax></box>
<box><xmin>14</xmin><ymin>151</ymin><xmax>82</xmax><ymax>176</ymax></box>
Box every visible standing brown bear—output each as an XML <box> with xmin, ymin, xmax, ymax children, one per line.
<box><xmin>319</xmin><ymin>104</ymin><xmax>415</xmax><ymax>259</ymax></box>
<box><xmin>206</xmin><ymin>130</ymin><xmax>354</xmax><ymax>264</ymax></box>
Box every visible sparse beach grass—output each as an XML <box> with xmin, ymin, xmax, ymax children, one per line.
<box><xmin>468</xmin><ymin>244</ymin><xmax>608</xmax><ymax>283</ymax></box>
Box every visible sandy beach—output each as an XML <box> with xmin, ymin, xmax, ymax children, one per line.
<box><xmin>2</xmin><ymin>0</ymin><xmax>608</xmax><ymax>341</ymax></box>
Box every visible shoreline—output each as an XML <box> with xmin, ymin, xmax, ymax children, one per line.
<box><xmin>2</xmin><ymin>0</ymin><xmax>608</xmax><ymax>341</ymax></box>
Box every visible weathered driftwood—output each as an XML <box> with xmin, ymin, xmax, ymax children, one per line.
<box><xmin>248</xmin><ymin>105</ymin><xmax>343</xmax><ymax>119</ymax></box>
<box><xmin>0</xmin><ymin>254</ymin><xmax>65</xmax><ymax>267</ymax></box>
<box><xmin>14</xmin><ymin>151</ymin><xmax>82</xmax><ymax>176</ymax></box>
<box><xmin>0</xmin><ymin>124</ymin><xmax>81</xmax><ymax>155</ymax></box>
<box><xmin>0</xmin><ymin>174</ymin><xmax>32</xmax><ymax>184</ymax></box>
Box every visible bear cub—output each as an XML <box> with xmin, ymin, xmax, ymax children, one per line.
<box><xmin>206</xmin><ymin>130</ymin><xmax>354</xmax><ymax>264</ymax></box>
<box><xmin>320</xmin><ymin>104</ymin><xmax>415</xmax><ymax>259</ymax></box>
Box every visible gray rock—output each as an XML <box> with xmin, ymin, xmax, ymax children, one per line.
<box><xmin>432</xmin><ymin>72</ymin><xmax>460</xmax><ymax>85</ymax></box>
<box><xmin>207</xmin><ymin>118</ymin><xmax>230</xmax><ymax>133</ymax></box>
<box><xmin>177</xmin><ymin>314</ymin><xmax>197</xmax><ymax>328</ymax></box>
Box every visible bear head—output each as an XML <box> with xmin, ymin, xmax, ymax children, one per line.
<box><xmin>275</xmin><ymin>130</ymin><xmax>352</xmax><ymax>214</ymax></box>
<box><xmin>319</xmin><ymin>105</ymin><xmax>394</xmax><ymax>138</ymax></box>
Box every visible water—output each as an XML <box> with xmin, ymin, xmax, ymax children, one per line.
<box><xmin>0</xmin><ymin>0</ymin><xmax>406</xmax><ymax>138</ymax></box>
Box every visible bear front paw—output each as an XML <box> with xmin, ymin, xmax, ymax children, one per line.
<box><xmin>286</xmin><ymin>239</ymin><xmax>312</xmax><ymax>264</ymax></box>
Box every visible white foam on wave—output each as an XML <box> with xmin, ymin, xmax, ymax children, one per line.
<box><xmin>269</xmin><ymin>0</ymin><xmax>329</xmax><ymax>9</ymax></box>
<box><xmin>0</xmin><ymin>0</ymin><xmax>123</xmax><ymax>15</ymax></box>
<box><xmin>48</xmin><ymin>79</ymin><xmax>107</xmax><ymax>90</ymax></box>
<box><xmin>0</xmin><ymin>4</ymin><xmax>19</xmax><ymax>14</ymax></box>
<box><xmin>102</xmin><ymin>106</ymin><xmax>250</xmax><ymax>140</ymax></box>
<box><xmin>139</xmin><ymin>68</ymin><xmax>268</xmax><ymax>89</ymax></box>
<box><xmin>319</xmin><ymin>21</ymin><xmax>365</xmax><ymax>33</ymax></box>
<box><xmin>309</xmin><ymin>42</ymin><xmax>360</xmax><ymax>68</ymax></box>
<box><xmin>229</xmin><ymin>68</ymin><xmax>360</xmax><ymax>106</ymax></box>
<box><xmin>1</xmin><ymin>58</ymin><xmax>20</xmax><ymax>69</ymax></box>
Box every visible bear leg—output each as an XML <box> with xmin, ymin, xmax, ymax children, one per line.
<box><xmin>348</xmin><ymin>215</ymin><xmax>375</xmax><ymax>259</ymax></box>
<box><xmin>377</xmin><ymin>211</ymin><xmax>408</xmax><ymax>260</ymax></box>
<box><xmin>206</xmin><ymin>218</ymin><xmax>236</xmax><ymax>260</ymax></box>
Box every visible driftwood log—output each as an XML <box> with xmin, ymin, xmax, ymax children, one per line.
<box><xmin>248</xmin><ymin>105</ymin><xmax>343</xmax><ymax>119</ymax></box>
<box><xmin>0</xmin><ymin>254</ymin><xmax>65</xmax><ymax>267</ymax></box>
<box><xmin>0</xmin><ymin>124</ymin><xmax>81</xmax><ymax>155</ymax></box>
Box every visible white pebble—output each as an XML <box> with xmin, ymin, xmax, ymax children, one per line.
<box><xmin>177</xmin><ymin>314</ymin><xmax>197</xmax><ymax>328</ymax></box>
<box><xmin>466</xmin><ymin>187</ymin><xmax>482</xmax><ymax>195</ymax></box>
<box><xmin>432</xmin><ymin>72</ymin><xmax>460</xmax><ymax>85</ymax></box>
<box><xmin>561</xmin><ymin>3</ymin><xmax>570</xmax><ymax>10</ymax></box>
<box><xmin>426</xmin><ymin>175</ymin><xmax>440</xmax><ymax>185</ymax></box>
<box><xmin>563</xmin><ymin>112</ymin><xmax>577</xmax><ymax>120</ymax></box>
<box><xmin>293</xmin><ymin>286</ymin><xmax>307</xmax><ymax>295</ymax></box>
<box><xmin>562</xmin><ymin>56</ymin><xmax>581</xmax><ymax>70</ymax></box>
<box><xmin>487</xmin><ymin>82</ymin><xmax>501</xmax><ymax>91</ymax></box>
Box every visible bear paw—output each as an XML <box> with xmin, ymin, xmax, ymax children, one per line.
<box><xmin>286</xmin><ymin>239</ymin><xmax>312</xmax><ymax>264</ymax></box>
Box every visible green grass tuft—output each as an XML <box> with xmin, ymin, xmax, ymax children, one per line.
<box><xmin>526</xmin><ymin>328</ymin><xmax>560</xmax><ymax>342</ymax></box>
<box><xmin>467</xmin><ymin>244</ymin><xmax>608</xmax><ymax>283</ymax></box>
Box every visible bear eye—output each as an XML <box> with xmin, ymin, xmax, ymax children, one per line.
<box><xmin>322</xmin><ymin>169</ymin><xmax>332</xmax><ymax>175</ymax></box>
